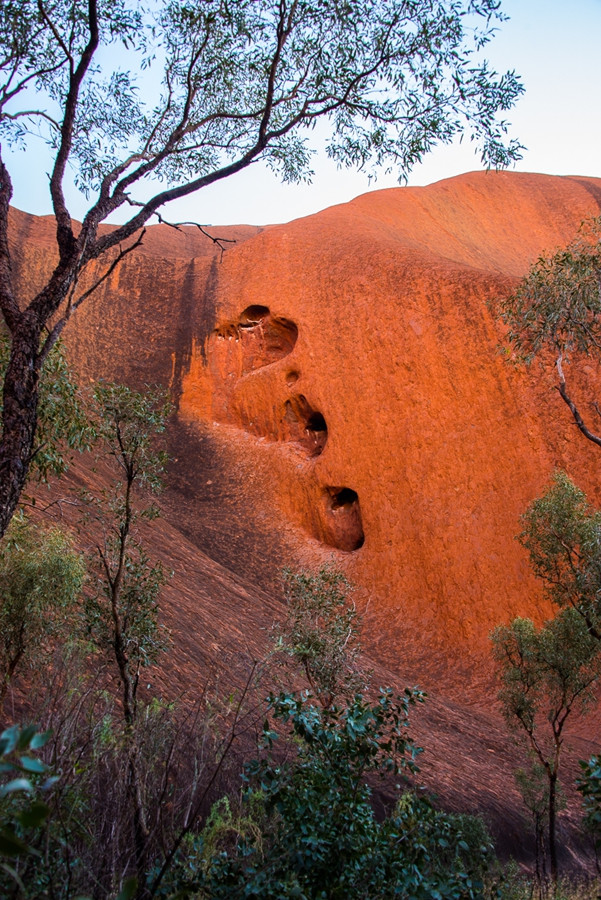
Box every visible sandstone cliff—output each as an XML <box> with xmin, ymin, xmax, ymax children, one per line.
<box><xmin>9</xmin><ymin>173</ymin><xmax>601</xmax><ymax>851</ymax></box>
<box><xmin>10</xmin><ymin>171</ymin><xmax>601</xmax><ymax>678</ymax></box>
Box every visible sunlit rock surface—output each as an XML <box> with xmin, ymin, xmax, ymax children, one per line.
<box><xmin>10</xmin><ymin>172</ymin><xmax>601</xmax><ymax>851</ymax></box>
<box><xmin>11</xmin><ymin>171</ymin><xmax>601</xmax><ymax>673</ymax></box>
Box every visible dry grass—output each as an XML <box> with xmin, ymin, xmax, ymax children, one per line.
<box><xmin>496</xmin><ymin>868</ymin><xmax>601</xmax><ymax>900</ymax></box>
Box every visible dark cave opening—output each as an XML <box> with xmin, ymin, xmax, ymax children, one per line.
<box><xmin>238</xmin><ymin>305</ymin><xmax>270</xmax><ymax>327</ymax></box>
<box><xmin>329</xmin><ymin>487</ymin><xmax>359</xmax><ymax>509</ymax></box>
<box><xmin>322</xmin><ymin>486</ymin><xmax>365</xmax><ymax>551</ymax></box>
<box><xmin>305</xmin><ymin>410</ymin><xmax>328</xmax><ymax>456</ymax></box>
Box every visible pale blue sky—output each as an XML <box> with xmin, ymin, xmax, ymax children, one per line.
<box><xmin>5</xmin><ymin>0</ymin><xmax>601</xmax><ymax>225</ymax></box>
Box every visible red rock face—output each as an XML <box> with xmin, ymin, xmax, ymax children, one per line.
<box><xmin>12</xmin><ymin>174</ymin><xmax>601</xmax><ymax>846</ymax></box>
<box><xmin>9</xmin><ymin>172</ymin><xmax>601</xmax><ymax>679</ymax></box>
<box><xmin>177</xmin><ymin>171</ymin><xmax>601</xmax><ymax>673</ymax></box>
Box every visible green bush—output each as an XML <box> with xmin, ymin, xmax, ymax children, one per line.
<box><xmin>165</xmin><ymin>689</ymin><xmax>496</xmax><ymax>899</ymax></box>
<box><xmin>0</xmin><ymin>725</ymin><xmax>57</xmax><ymax>894</ymax></box>
<box><xmin>0</xmin><ymin>514</ymin><xmax>86</xmax><ymax>706</ymax></box>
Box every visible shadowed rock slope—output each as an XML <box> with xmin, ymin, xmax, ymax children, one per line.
<box><xmin>9</xmin><ymin>171</ymin><xmax>601</xmax><ymax>857</ymax></box>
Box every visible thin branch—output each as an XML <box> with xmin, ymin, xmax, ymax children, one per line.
<box><xmin>92</xmin><ymin>142</ymin><xmax>266</xmax><ymax>257</ymax></box>
<box><xmin>37</xmin><ymin>0</ymin><xmax>73</xmax><ymax>65</ymax></box>
<box><xmin>50</xmin><ymin>0</ymin><xmax>99</xmax><ymax>257</ymax></box>
<box><xmin>71</xmin><ymin>231</ymin><xmax>145</xmax><ymax>314</ymax></box>
<box><xmin>257</xmin><ymin>0</ymin><xmax>297</xmax><ymax>146</ymax></box>
<box><xmin>125</xmin><ymin>200</ymin><xmax>236</xmax><ymax>256</ymax></box>
<box><xmin>0</xmin><ymin>148</ymin><xmax>19</xmax><ymax>332</ymax></box>
<box><xmin>556</xmin><ymin>353</ymin><xmax>601</xmax><ymax>449</ymax></box>
<box><xmin>19</xmin><ymin>494</ymin><xmax>81</xmax><ymax>517</ymax></box>
<box><xmin>0</xmin><ymin>58</ymin><xmax>67</xmax><ymax>112</ymax></box>
<box><xmin>1</xmin><ymin>109</ymin><xmax>61</xmax><ymax>131</ymax></box>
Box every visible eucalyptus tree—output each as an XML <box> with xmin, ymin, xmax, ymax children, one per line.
<box><xmin>498</xmin><ymin>216</ymin><xmax>601</xmax><ymax>451</ymax></box>
<box><xmin>518</xmin><ymin>471</ymin><xmax>601</xmax><ymax>641</ymax></box>
<box><xmin>492</xmin><ymin>609</ymin><xmax>601</xmax><ymax>886</ymax></box>
<box><xmin>493</xmin><ymin>471</ymin><xmax>601</xmax><ymax>884</ymax></box>
<box><xmin>83</xmin><ymin>382</ymin><xmax>170</xmax><ymax>893</ymax></box>
<box><xmin>0</xmin><ymin>0</ymin><xmax>522</xmax><ymax>537</ymax></box>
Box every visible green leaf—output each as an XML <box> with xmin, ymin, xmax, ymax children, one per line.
<box><xmin>0</xmin><ymin>726</ymin><xmax>19</xmax><ymax>755</ymax></box>
<box><xmin>0</xmin><ymin>778</ymin><xmax>33</xmax><ymax>796</ymax></box>
<box><xmin>29</xmin><ymin>731</ymin><xmax>51</xmax><ymax>751</ymax></box>
<box><xmin>16</xmin><ymin>725</ymin><xmax>38</xmax><ymax>751</ymax></box>
<box><xmin>41</xmin><ymin>775</ymin><xmax>60</xmax><ymax>792</ymax></box>
<box><xmin>0</xmin><ymin>829</ymin><xmax>30</xmax><ymax>857</ymax></box>
<box><xmin>18</xmin><ymin>801</ymin><xmax>49</xmax><ymax>828</ymax></box>
<box><xmin>19</xmin><ymin>756</ymin><xmax>47</xmax><ymax>774</ymax></box>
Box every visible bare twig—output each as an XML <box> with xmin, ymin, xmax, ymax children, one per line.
<box><xmin>148</xmin><ymin>661</ymin><xmax>259</xmax><ymax>899</ymax></box>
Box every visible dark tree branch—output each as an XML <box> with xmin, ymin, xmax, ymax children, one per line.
<box><xmin>38</xmin><ymin>231</ymin><xmax>146</xmax><ymax>366</ymax></box>
<box><xmin>555</xmin><ymin>354</ymin><xmax>601</xmax><ymax>449</ymax></box>
<box><xmin>37</xmin><ymin>0</ymin><xmax>73</xmax><ymax>64</ymax></box>
<box><xmin>1</xmin><ymin>109</ymin><xmax>61</xmax><ymax>131</ymax></box>
<box><xmin>0</xmin><ymin>58</ymin><xmax>67</xmax><ymax>112</ymax></box>
<box><xmin>125</xmin><ymin>200</ymin><xmax>236</xmax><ymax>256</ymax></box>
<box><xmin>92</xmin><ymin>143</ymin><xmax>266</xmax><ymax>257</ymax></box>
<box><xmin>0</xmin><ymin>148</ymin><xmax>19</xmax><ymax>332</ymax></box>
<box><xmin>50</xmin><ymin>0</ymin><xmax>99</xmax><ymax>259</ymax></box>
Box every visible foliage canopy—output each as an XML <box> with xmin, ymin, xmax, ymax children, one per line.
<box><xmin>0</xmin><ymin>512</ymin><xmax>85</xmax><ymax>705</ymax></box>
<box><xmin>1</xmin><ymin>0</ymin><xmax>523</xmax><ymax>201</ymax></box>
<box><xmin>498</xmin><ymin>216</ymin><xmax>601</xmax><ymax>451</ymax></box>
<box><xmin>170</xmin><ymin>688</ymin><xmax>495</xmax><ymax>900</ymax></box>
<box><xmin>491</xmin><ymin>608</ymin><xmax>601</xmax><ymax>884</ymax></box>
<box><xmin>518</xmin><ymin>471</ymin><xmax>601</xmax><ymax>640</ymax></box>
<box><xmin>498</xmin><ymin>218</ymin><xmax>601</xmax><ymax>365</ymax></box>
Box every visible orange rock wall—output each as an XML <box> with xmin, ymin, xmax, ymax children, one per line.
<box><xmin>178</xmin><ymin>172</ymin><xmax>601</xmax><ymax>669</ymax></box>
<box><xmin>9</xmin><ymin>171</ymin><xmax>601</xmax><ymax>676</ymax></box>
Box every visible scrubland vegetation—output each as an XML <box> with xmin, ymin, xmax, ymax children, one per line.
<box><xmin>1</xmin><ymin>1</ymin><xmax>601</xmax><ymax>897</ymax></box>
<box><xmin>0</xmin><ymin>366</ymin><xmax>599</xmax><ymax>897</ymax></box>
<box><xmin>6</xmin><ymin>224</ymin><xmax>601</xmax><ymax>896</ymax></box>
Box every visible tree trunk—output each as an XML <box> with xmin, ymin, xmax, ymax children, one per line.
<box><xmin>0</xmin><ymin>313</ymin><xmax>44</xmax><ymax>537</ymax></box>
<box><xmin>548</xmin><ymin>771</ymin><xmax>558</xmax><ymax>887</ymax></box>
<box><xmin>0</xmin><ymin>644</ymin><xmax>25</xmax><ymax>708</ymax></box>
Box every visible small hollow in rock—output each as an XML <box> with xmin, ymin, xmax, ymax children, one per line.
<box><xmin>239</xmin><ymin>305</ymin><xmax>270</xmax><ymax>327</ymax></box>
<box><xmin>307</xmin><ymin>411</ymin><xmax>327</xmax><ymax>433</ymax></box>
<box><xmin>329</xmin><ymin>487</ymin><xmax>359</xmax><ymax>509</ymax></box>
<box><xmin>281</xmin><ymin>395</ymin><xmax>327</xmax><ymax>457</ymax></box>
<box><xmin>213</xmin><ymin>306</ymin><xmax>298</xmax><ymax>373</ymax></box>
<box><xmin>321</xmin><ymin>486</ymin><xmax>365</xmax><ymax>551</ymax></box>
